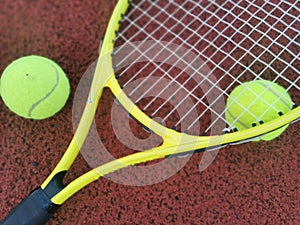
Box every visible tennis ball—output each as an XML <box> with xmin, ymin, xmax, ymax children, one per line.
<box><xmin>225</xmin><ymin>79</ymin><xmax>293</xmax><ymax>141</ymax></box>
<box><xmin>0</xmin><ymin>55</ymin><xmax>70</xmax><ymax>119</ymax></box>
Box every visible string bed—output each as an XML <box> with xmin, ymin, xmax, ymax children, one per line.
<box><xmin>112</xmin><ymin>0</ymin><xmax>299</xmax><ymax>135</ymax></box>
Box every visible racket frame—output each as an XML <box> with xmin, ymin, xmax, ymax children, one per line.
<box><xmin>40</xmin><ymin>0</ymin><xmax>300</xmax><ymax>205</ymax></box>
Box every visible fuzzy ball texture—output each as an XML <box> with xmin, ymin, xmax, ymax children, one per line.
<box><xmin>225</xmin><ymin>79</ymin><xmax>293</xmax><ymax>141</ymax></box>
<box><xmin>0</xmin><ymin>55</ymin><xmax>70</xmax><ymax>119</ymax></box>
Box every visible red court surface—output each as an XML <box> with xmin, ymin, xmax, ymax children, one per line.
<box><xmin>0</xmin><ymin>1</ymin><xmax>299</xmax><ymax>224</ymax></box>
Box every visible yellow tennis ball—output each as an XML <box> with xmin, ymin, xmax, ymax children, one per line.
<box><xmin>0</xmin><ymin>55</ymin><xmax>70</xmax><ymax>119</ymax></box>
<box><xmin>225</xmin><ymin>79</ymin><xmax>293</xmax><ymax>141</ymax></box>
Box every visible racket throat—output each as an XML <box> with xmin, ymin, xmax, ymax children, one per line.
<box><xmin>43</xmin><ymin>171</ymin><xmax>67</xmax><ymax>200</ymax></box>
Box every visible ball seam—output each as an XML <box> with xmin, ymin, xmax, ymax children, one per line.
<box><xmin>28</xmin><ymin>64</ymin><xmax>60</xmax><ymax>117</ymax></box>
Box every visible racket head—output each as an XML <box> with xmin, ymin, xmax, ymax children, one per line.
<box><xmin>94</xmin><ymin>0</ymin><xmax>299</xmax><ymax>152</ymax></box>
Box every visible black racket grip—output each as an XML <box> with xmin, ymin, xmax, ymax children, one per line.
<box><xmin>1</xmin><ymin>188</ymin><xmax>58</xmax><ymax>225</ymax></box>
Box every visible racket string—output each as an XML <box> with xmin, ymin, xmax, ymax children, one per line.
<box><xmin>115</xmin><ymin>1</ymin><xmax>223</xmax><ymax>127</ymax></box>
<box><xmin>114</xmin><ymin>1</ymin><xmax>190</xmax><ymax>87</ymax></box>
<box><xmin>113</xmin><ymin>0</ymin><xmax>299</xmax><ymax>134</ymax></box>
<box><xmin>117</xmin><ymin>0</ymin><xmax>248</xmax><ymax>94</ymax></box>
<box><xmin>131</xmin><ymin>1</ymin><xmax>237</xmax><ymax>111</ymax></box>
<box><xmin>233</xmin><ymin>1</ymin><xmax>300</xmax><ymax>73</ymax></box>
<box><xmin>126</xmin><ymin>0</ymin><xmax>298</xmax><ymax>128</ymax></box>
<box><xmin>198</xmin><ymin>0</ymin><xmax>299</xmax><ymax>80</ymax></box>
<box><xmin>114</xmin><ymin>0</ymin><xmax>201</xmax><ymax>80</ymax></box>
<box><xmin>200</xmin><ymin>0</ymin><xmax>300</xmax><ymax>132</ymax></box>
<box><xmin>122</xmin><ymin>0</ymin><xmax>298</xmax><ymax>89</ymax></box>
<box><xmin>116</xmin><ymin>0</ymin><xmax>234</xmax><ymax>118</ymax></box>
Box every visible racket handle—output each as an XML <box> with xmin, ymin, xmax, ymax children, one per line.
<box><xmin>1</xmin><ymin>188</ymin><xmax>58</xmax><ymax>225</ymax></box>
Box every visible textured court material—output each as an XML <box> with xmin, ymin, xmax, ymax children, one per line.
<box><xmin>0</xmin><ymin>1</ymin><xmax>299</xmax><ymax>224</ymax></box>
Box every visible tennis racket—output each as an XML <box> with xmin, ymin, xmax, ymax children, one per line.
<box><xmin>2</xmin><ymin>0</ymin><xmax>299</xmax><ymax>224</ymax></box>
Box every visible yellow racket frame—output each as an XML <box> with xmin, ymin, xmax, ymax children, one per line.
<box><xmin>41</xmin><ymin>0</ymin><xmax>300</xmax><ymax>205</ymax></box>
